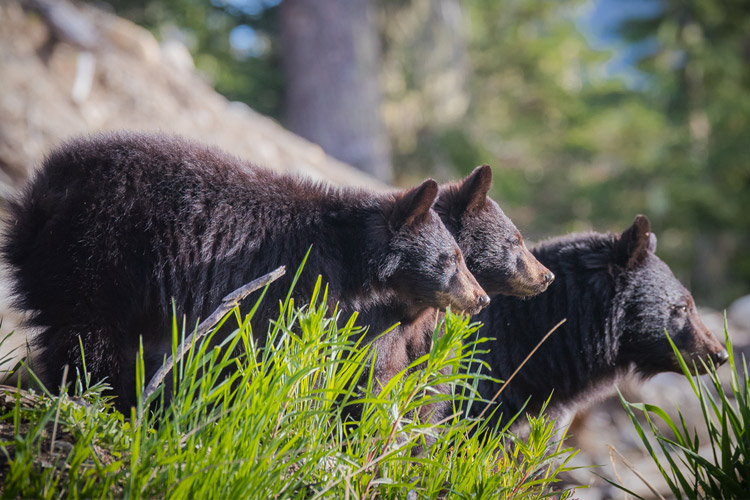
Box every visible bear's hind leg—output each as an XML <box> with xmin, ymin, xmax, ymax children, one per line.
<box><xmin>36</xmin><ymin>324</ymin><xmax>137</xmax><ymax>412</ymax></box>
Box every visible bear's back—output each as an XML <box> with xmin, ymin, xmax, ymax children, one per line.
<box><xmin>3</xmin><ymin>133</ymin><xmax>365</xmax><ymax>333</ymax></box>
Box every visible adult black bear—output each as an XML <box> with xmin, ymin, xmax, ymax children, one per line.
<box><xmin>466</xmin><ymin>215</ymin><xmax>728</xmax><ymax>430</ymax></box>
<box><xmin>2</xmin><ymin>132</ymin><xmax>489</xmax><ymax>411</ymax></box>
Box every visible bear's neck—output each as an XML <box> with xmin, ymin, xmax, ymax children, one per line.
<box><xmin>293</xmin><ymin>191</ymin><xmax>443</xmax><ymax>342</ymax></box>
<box><xmin>354</xmin><ymin>296</ymin><xmax>441</xmax><ymax>345</ymax></box>
<box><xmin>279</xmin><ymin>187</ymin><xmax>383</xmax><ymax>305</ymax></box>
<box><xmin>472</xmin><ymin>233</ymin><xmax>623</xmax><ymax>425</ymax></box>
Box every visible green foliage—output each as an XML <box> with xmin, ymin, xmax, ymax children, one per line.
<box><xmin>615</xmin><ymin>0</ymin><xmax>750</xmax><ymax>303</ymax></box>
<box><xmin>0</xmin><ymin>377</ymin><xmax>130</xmax><ymax>498</ymax></box>
<box><xmin>0</xmin><ymin>279</ymin><xmax>577</xmax><ymax>498</ymax></box>
<box><xmin>618</xmin><ymin>323</ymin><xmax>750</xmax><ymax>499</ymax></box>
<box><xmin>387</xmin><ymin>0</ymin><xmax>748</xmax><ymax>306</ymax></box>
<box><xmin>0</xmin><ymin>329</ymin><xmax>26</xmax><ymax>384</ymax></box>
<box><xmin>464</xmin><ymin>0</ymin><xmax>638</xmax><ymax>228</ymax></box>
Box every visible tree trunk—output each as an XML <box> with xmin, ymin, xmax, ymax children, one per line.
<box><xmin>280</xmin><ymin>0</ymin><xmax>392</xmax><ymax>182</ymax></box>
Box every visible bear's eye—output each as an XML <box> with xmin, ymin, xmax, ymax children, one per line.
<box><xmin>449</xmin><ymin>255</ymin><xmax>458</xmax><ymax>265</ymax></box>
<box><xmin>681</xmin><ymin>305</ymin><xmax>688</xmax><ymax>313</ymax></box>
<box><xmin>511</xmin><ymin>237</ymin><xmax>521</xmax><ymax>248</ymax></box>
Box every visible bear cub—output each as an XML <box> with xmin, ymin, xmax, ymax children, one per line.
<box><xmin>367</xmin><ymin>165</ymin><xmax>555</xmax><ymax>430</ymax></box>
<box><xmin>467</xmin><ymin>215</ymin><xmax>728</xmax><ymax>430</ymax></box>
<box><xmin>2</xmin><ymin>132</ymin><xmax>489</xmax><ymax>411</ymax></box>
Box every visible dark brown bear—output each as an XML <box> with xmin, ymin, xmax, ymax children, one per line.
<box><xmin>366</xmin><ymin>165</ymin><xmax>554</xmax><ymax>430</ymax></box>
<box><xmin>2</xmin><ymin>132</ymin><xmax>489</xmax><ymax>412</ymax></box>
<box><xmin>466</xmin><ymin>215</ymin><xmax>728</xmax><ymax>431</ymax></box>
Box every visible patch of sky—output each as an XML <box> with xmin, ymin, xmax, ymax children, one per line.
<box><xmin>211</xmin><ymin>0</ymin><xmax>281</xmax><ymax>17</ymax></box>
<box><xmin>577</xmin><ymin>0</ymin><xmax>663</xmax><ymax>89</ymax></box>
<box><xmin>229</xmin><ymin>24</ymin><xmax>269</xmax><ymax>58</ymax></box>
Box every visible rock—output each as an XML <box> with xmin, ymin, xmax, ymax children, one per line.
<box><xmin>19</xmin><ymin>0</ymin><xmax>100</xmax><ymax>50</ymax></box>
<box><xmin>160</xmin><ymin>38</ymin><xmax>194</xmax><ymax>72</ymax></box>
<box><xmin>0</xmin><ymin>0</ymin><xmax>387</xmax><ymax>199</ymax></box>
<box><xmin>101</xmin><ymin>15</ymin><xmax>162</xmax><ymax>65</ymax></box>
<box><xmin>729</xmin><ymin>295</ymin><xmax>750</xmax><ymax>331</ymax></box>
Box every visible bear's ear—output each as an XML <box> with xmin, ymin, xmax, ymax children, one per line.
<box><xmin>391</xmin><ymin>178</ymin><xmax>439</xmax><ymax>229</ymax></box>
<box><xmin>616</xmin><ymin>214</ymin><xmax>654</xmax><ymax>267</ymax></box>
<box><xmin>455</xmin><ymin>164</ymin><xmax>493</xmax><ymax>213</ymax></box>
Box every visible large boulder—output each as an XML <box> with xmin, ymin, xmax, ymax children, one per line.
<box><xmin>0</xmin><ymin>0</ymin><xmax>386</xmax><ymax>199</ymax></box>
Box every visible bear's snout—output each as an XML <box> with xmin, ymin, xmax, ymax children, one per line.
<box><xmin>478</xmin><ymin>294</ymin><xmax>490</xmax><ymax>309</ymax></box>
<box><xmin>687</xmin><ymin>314</ymin><xmax>728</xmax><ymax>372</ymax></box>
<box><xmin>713</xmin><ymin>349</ymin><xmax>729</xmax><ymax>366</ymax></box>
<box><xmin>464</xmin><ymin>292</ymin><xmax>491</xmax><ymax>316</ymax></box>
<box><xmin>439</xmin><ymin>261</ymin><xmax>491</xmax><ymax>315</ymax></box>
<box><xmin>510</xmin><ymin>248</ymin><xmax>555</xmax><ymax>297</ymax></box>
<box><xmin>461</xmin><ymin>275</ymin><xmax>490</xmax><ymax>315</ymax></box>
<box><xmin>467</xmin><ymin>293</ymin><xmax>491</xmax><ymax>315</ymax></box>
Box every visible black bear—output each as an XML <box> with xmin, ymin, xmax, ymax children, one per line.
<box><xmin>2</xmin><ymin>132</ymin><xmax>490</xmax><ymax>412</ymax></box>
<box><xmin>365</xmin><ymin>165</ymin><xmax>555</xmax><ymax>429</ymax></box>
<box><xmin>466</xmin><ymin>215</ymin><xmax>728</xmax><ymax>430</ymax></box>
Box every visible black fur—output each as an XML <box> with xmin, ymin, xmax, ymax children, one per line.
<box><xmin>2</xmin><ymin>132</ymin><xmax>486</xmax><ymax>411</ymax></box>
<box><xmin>468</xmin><ymin>215</ymin><xmax>728</xmax><ymax>429</ymax></box>
<box><xmin>434</xmin><ymin>165</ymin><xmax>554</xmax><ymax>297</ymax></box>
<box><xmin>375</xmin><ymin>165</ymin><xmax>556</xmax><ymax>430</ymax></box>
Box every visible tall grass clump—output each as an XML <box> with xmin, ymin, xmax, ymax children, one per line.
<box><xmin>0</xmin><ymin>271</ymin><xmax>577</xmax><ymax>499</ymax></box>
<box><xmin>0</xmin><ymin>328</ymin><xmax>27</xmax><ymax>384</ymax></box>
<box><xmin>618</xmin><ymin>323</ymin><xmax>750</xmax><ymax>499</ymax></box>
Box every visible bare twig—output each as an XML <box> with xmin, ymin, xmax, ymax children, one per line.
<box><xmin>141</xmin><ymin>266</ymin><xmax>286</xmax><ymax>406</ymax></box>
<box><xmin>475</xmin><ymin>318</ymin><xmax>567</xmax><ymax>423</ymax></box>
<box><xmin>608</xmin><ymin>443</ymin><xmax>667</xmax><ymax>500</ymax></box>
<box><xmin>0</xmin><ymin>385</ymin><xmax>38</xmax><ymax>409</ymax></box>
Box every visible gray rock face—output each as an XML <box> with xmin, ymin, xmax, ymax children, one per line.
<box><xmin>0</xmin><ymin>0</ymin><xmax>387</xmax><ymax>201</ymax></box>
<box><xmin>729</xmin><ymin>294</ymin><xmax>750</xmax><ymax>331</ymax></box>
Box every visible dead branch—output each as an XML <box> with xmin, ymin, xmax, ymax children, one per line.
<box><xmin>141</xmin><ymin>266</ymin><xmax>286</xmax><ymax>407</ymax></box>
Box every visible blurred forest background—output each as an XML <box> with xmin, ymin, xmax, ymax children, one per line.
<box><xmin>95</xmin><ymin>0</ymin><xmax>748</xmax><ymax>308</ymax></box>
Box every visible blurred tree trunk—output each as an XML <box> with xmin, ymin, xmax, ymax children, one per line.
<box><xmin>280</xmin><ymin>0</ymin><xmax>392</xmax><ymax>182</ymax></box>
<box><xmin>380</xmin><ymin>0</ymin><xmax>471</xmax><ymax>182</ymax></box>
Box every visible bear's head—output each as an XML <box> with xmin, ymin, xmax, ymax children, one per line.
<box><xmin>377</xmin><ymin>178</ymin><xmax>490</xmax><ymax>316</ymax></box>
<box><xmin>434</xmin><ymin>165</ymin><xmax>554</xmax><ymax>297</ymax></box>
<box><xmin>614</xmin><ymin>215</ymin><xmax>728</xmax><ymax>376</ymax></box>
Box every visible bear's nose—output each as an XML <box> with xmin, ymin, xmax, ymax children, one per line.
<box><xmin>713</xmin><ymin>349</ymin><xmax>729</xmax><ymax>366</ymax></box>
<box><xmin>543</xmin><ymin>272</ymin><xmax>555</xmax><ymax>284</ymax></box>
<box><xmin>478</xmin><ymin>294</ymin><xmax>491</xmax><ymax>308</ymax></box>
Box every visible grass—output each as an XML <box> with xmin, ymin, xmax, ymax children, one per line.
<box><xmin>0</xmin><ymin>273</ymin><xmax>577</xmax><ymax>499</ymax></box>
<box><xmin>617</xmin><ymin>321</ymin><xmax>750</xmax><ymax>499</ymax></box>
